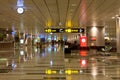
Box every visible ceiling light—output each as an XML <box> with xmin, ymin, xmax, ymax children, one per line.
<box><xmin>16</xmin><ymin>0</ymin><xmax>25</xmax><ymax>14</ymax></box>
<box><xmin>46</xmin><ymin>21</ymin><xmax>51</xmax><ymax>27</ymax></box>
<box><xmin>17</xmin><ymin>7</ymin><xmax>24</xmax><ymax>14</ymax></box>
<box><xmin>71</xmin><ymin>4</ymin><xmax>77</xmax><ymax>7</ymax></box>
<box><xmin>112</xmin><ymin>17</ymin><xmax>115</xmax><ymax>19</ymax></box>
<box><xmin>115</xmin><ymin>15</ymin><xmax>119</xmax><ymax>17</ymax></box>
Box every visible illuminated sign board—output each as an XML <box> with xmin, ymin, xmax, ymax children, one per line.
<box><xmin>80</xmin><ymin>36</ymin><xmax>87</xmax><ymax>47</ymax></box>
<box><xmin>44</xmin><ymin>28</ymin><xmax>84</xmax><ymax>33</ymax></box>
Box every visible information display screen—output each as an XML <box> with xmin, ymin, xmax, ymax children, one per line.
<box><xmin>44</xmin><ymin>28</ymin><xmax>84</xmax><ymax>33</ymax></box>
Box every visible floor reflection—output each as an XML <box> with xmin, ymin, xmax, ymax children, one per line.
<box><xmin>0</xmin><ymin>44</ymin><xmax>120</xmax><ymax>80</ymax></box>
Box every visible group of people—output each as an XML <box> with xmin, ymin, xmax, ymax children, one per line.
<box><xmin>65</xmin><ymin>41</ymin><xmax>79</xmax><ymax>50</ymax></box>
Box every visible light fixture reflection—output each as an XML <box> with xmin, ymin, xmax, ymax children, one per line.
<box><xmin>80</xmin><ymin>51</ymin><xmax>87</xmax><ymax>56</ymax></box>
<box><xmin>80</xmin><ymin>70</ymin><xmax>83</xmax><ymax>73</ymax></box>
<box><xmin>20</xmin><ymin>50</ymin><xmax>24</xmax><ymax>55</ymax></box>
<box><xmin>50</xmin><ymin>60</ymin><xmax>53</xmax><ymax>66</ymax></box>
<box><xmin>20</xmin><ymin>39</ymin><xmax>24</xmax><ymax>44</ymax></box>
<box><xmin>35</xmin><ymin>48</ymin><xmax>38</xmax><ymax>52</ymax></box>
<box><xmin>91</xmin><ymin>66</ymin><xmax>97</xmax><ymax>76</ymax></box>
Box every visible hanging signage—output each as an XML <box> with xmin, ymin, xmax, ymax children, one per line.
<box><xmin>44</xmin><ymin>28</ymin><xmax>84</xmax><ymax>33</ymax></box>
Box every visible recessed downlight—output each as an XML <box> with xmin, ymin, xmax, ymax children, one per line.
<box><xmin>112</xmin><ymin>17</ymin><xmax>115</xmax><ymax>19</ymax></box>
<box><xmin>115</xmin><ymin>15</ymin><xmax>119</xmax><ymax>17</ymax></box>
<box><xmin>71</xmin><ymin>4</ymin><xmax>77</xmax><ymax>7</ymax></box>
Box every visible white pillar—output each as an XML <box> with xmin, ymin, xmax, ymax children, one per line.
<box><xmin>116</xmin><ymin>17</ymin><xmax>120</xmax><ymax>53</ymax></box>
<box><xmin>87</xmin><ymin>26</ymin><xmax>105</xmax><ymax>47</ymax></box>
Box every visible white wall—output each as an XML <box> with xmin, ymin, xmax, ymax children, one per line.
<box><xmin>87</xmin><ymin>26</ymin><xmax>105</xmax><ymax>47</ymax></box>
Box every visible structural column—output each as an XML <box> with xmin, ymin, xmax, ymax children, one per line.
<box><xmin>87</xmin><ymin>26</ymin><xmax>105</xmax><ymax>47</ymax></box>
<box><xmin>116</xmin><ymin>17</ymin><xmax>120</xmax><ymax>53</ymax></box>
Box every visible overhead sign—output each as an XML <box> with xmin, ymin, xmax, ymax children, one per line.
<box><xmin>44</xmin><ymin>28</ymin><xmax>84</xmax><ymax>33</ymax></box>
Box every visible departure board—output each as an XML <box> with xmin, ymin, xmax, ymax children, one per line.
<box><xmin>44</xmin><ymin>28</ymin><xmax>84</xmax><ymax>33</ymax></box>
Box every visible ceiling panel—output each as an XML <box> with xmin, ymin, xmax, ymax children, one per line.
<box><xmin>58</xmin><ymin>0</ymin><xmax>69</xmax><ymax>27</ymax></box>
<box><xmin>0</xmin><ymin>0</ymin><xmax>119</xmax><ymax>34</ymax></box>
<box><xmin>45</xmin><ymin>0</ymin><xmax>59</xmax><ymax>27</ymax></box>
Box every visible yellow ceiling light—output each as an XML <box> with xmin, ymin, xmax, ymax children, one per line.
<box><xmin>46</xmin><ymin>21</ymin><xmax>51</xmax><ymax>27</ymax></box>
<box><xmin>66</xmin><ymin>20</ymin><xmax>72</xmax><ymax>27</ymax></box>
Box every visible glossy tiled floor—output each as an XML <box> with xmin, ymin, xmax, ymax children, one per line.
<box><xmin>0</xmin><ymin>44</ymin><xmax>120</xmax><ymax>80</ymax></box>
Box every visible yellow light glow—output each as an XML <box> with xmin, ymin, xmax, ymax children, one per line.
<box><xmin>65</xmin><ymin>29</ymin><xmax>71</xmax><ymax>33</ymax></box>
<box><xmin>45</xmin><ymin>29</ymin><xmax>48</xmax><ymax>32</ymax></box>
<box><xmin>91</xmin><ymin>27</ymin><xmax>97</xmax><ymax>36</ymax></box>
<box><xmin>66</xmin><ymin>76</ymin><xmax>72</xmax><ymax>80</ymax></box>
<box><xmin>66</xmin><ymin>21</ymin><xmax>72</xmax><ymax>27</ymax></box>
<box><xmin>67</xmin><ymin>29</ymin><xmax>71</xmax><ymax>33</ymax></box>
<box><xmin>46</xmin><ymin>21</ymin><xmax>51</xmax><ymax>27</ymax></box>
<box><xmin>47</xmin><ymin>29</ymin><xmax>51</xmax><ymax>32</ymax></box>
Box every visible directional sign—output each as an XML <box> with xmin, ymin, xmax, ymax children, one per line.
<box><xmin>59</xmin><ymin>29</ymin><xmax>64</xmax><ymax>32</ymax></box>
<box><xmin>45</xmin><ymin>69</ymin><xmax>80</xmax><ymax>75</ymax></box>
<box><xmin>79</xmin><ymin>28</ymin><xmax>84</xmax><ymax>33</ymax></box>
<box><xmin>44</xmin><ymin>28</ymin><xmax>84</xmax><ymax>33</ymax></box>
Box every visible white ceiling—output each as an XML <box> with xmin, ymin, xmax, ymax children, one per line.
<box><xmin>0</xmin><ymin>0</ymin><xmax>120</xmax><ymax>34</ymax></box>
